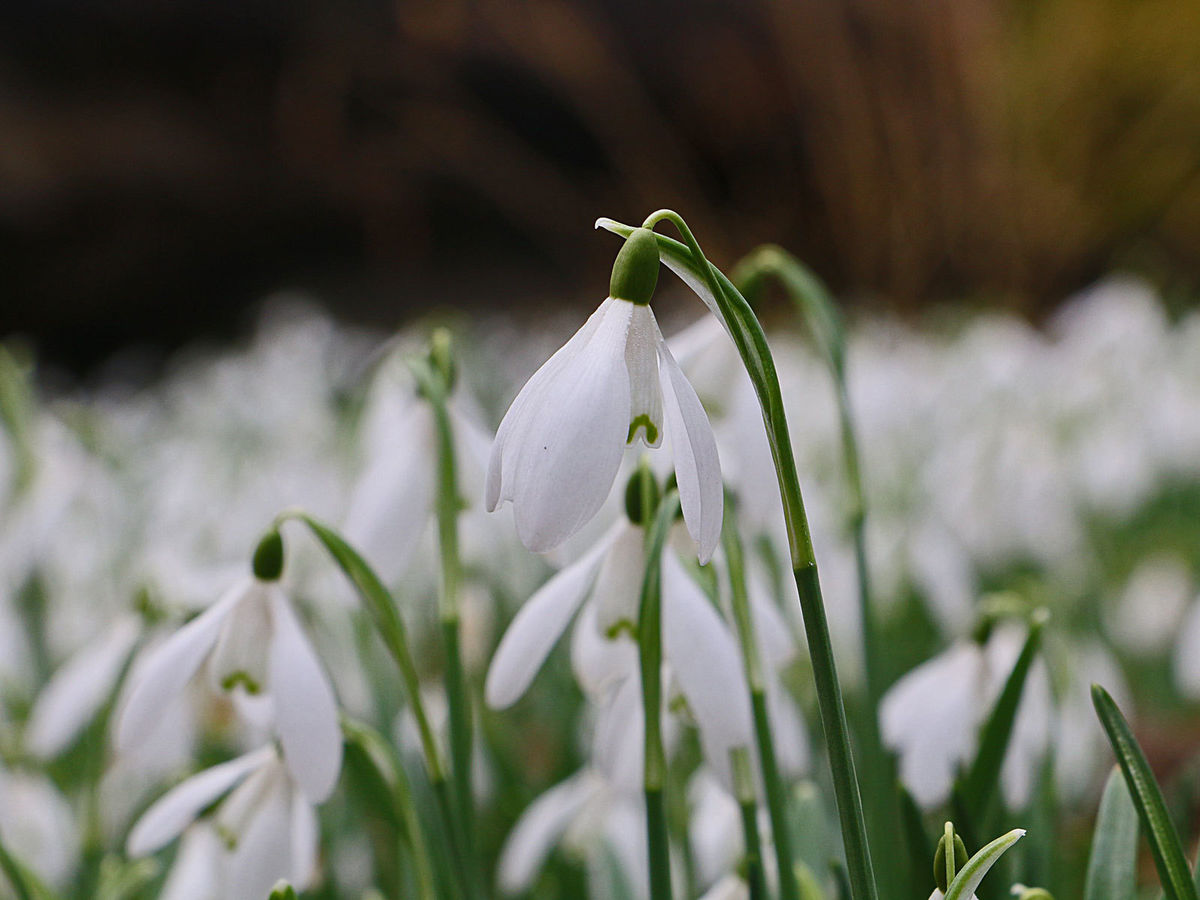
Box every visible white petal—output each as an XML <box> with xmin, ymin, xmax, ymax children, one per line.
<box><xmin>749</xmin><ymin>576</ymin><xmax>796</xmax><ymax>670</ymax></box>
<box><xmin>659</xmin><ymin>341</ymin><xmax>723</xmax><ymax>563</ymax></box>
<box><xmin>208</xmin><ymin>586</ymin><xmax>272</xmax><ymax>695</ymax></box>
<box><xmin>699</xmin><ymin>875</ymin><xmax>750</xmax><ymax>900</ymax></box>
<box><xmin>662</xmin><ymin>554</ymin><xmax>752</xmax><ymax>779</ymax></box>
<box><xmin>484</xmin><ymin>527</ymin><xmax>617</xmax><ymax>709</ymax></box>
<box><xmin>26</xmin><ymin>617</ymin><xmax>140</xmax><ymax>759</ymax></box>
<box><xmin>159</xmin><ymin>826</ymin><xmax>222</xmax><ymax>900</ymax></box>
<box><xmin>115</xmin><ymin>582</ymin><xmax>244</xmax><ymax>755</ymax></box>
<box><xmin>1175</xmin><ymin>601</ymin><xmax>1200</xmax><ymax>698</ymax></box>
<box><xmin>267</xmin><ymin>589</ymin><xmax>343</xmax><ymax>802</ymax></box>
<box><xmin>497</xmin><ymin>771</ymin><xmax>598</xmax><ymax>894</ymax></box>
<box><xmin>625</xmin><ymin>304</ymin><xmax>664</xmax><ymax>448</ymax></box>
<box><xmin>343</xmin><ymin>401</ymin><xmax>435</xmax><ymax>579</ymax></box>
<box><xmin>765</xmin><ymin>676</ymin><xmax>809</xmax><ymax>777</ymax></box>
<box><xmin>127</xmin><ymin>747</ymin><xmax>273</xmax><ymax>857</ymax></box>
<box><xmin>490</xmin><ymin>298</ymin><xmax>634</xmax><ymax>551</ymax></box>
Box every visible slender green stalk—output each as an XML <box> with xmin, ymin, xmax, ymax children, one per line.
<box><xmin>412</xmin><ymin>349</ymin><xmax>483</xmax><ymax>900</ymax></box>
<box><xmin>732</xmin><ymin>746</ymin><xmax>769</xmax><ymax>900</ymax></box>
<box><xmin>612</xmin><ymin>210</ymin><xmax>877</xmax><ymax>900</ymax></box>
<box><xmin>722</xmin><ymin>511</ymin><xmax>801</xmax><ymax>900</ymax></box>
<box><xmin>638</xmin><ymin>492</ymin><xmax>682</xmax><ymax>900</ymax></box>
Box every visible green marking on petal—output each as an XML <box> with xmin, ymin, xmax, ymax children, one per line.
<box><xmin>220</xmin><ymin>671</ymin><xmax>261</xmax><ymax>695</ymax></box>
<box><xmin>606</xmin><ymin>620</ymin><xmax>637</xmax><ymax>641</ymax></box>
<box><xmin>627</xmin><ymin>415</ymin><xmax>659</xmax><ymax>445</ymax></box>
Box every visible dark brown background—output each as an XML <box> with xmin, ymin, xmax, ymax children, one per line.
<box><xmin>4</xmin><ymin>0</ymin><xmax>1200</xmax><ymax>372</ymax></box>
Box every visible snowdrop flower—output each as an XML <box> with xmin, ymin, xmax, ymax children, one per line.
<box><xmin>881</xmin><ymin>623</ymin><xmax>1050</xmax><ymax>809</ymax></box>
<box><xmin>115</xmin><ymin>535</ymin><xmax>342</xmax><ymax>802</ymax></box>
<box><xmin>486</xmin><ymin>228</ymin><xmax>723</xmax><ymax>563</ymax></box>
<box><xmin>702</xmin><ymin>875</ymin><xmax>751</xmax><ymax>900</ymax></box>
<box><xmin>0</xmin><ymin>766</ymin><xmax>79</xmax><ymax>890</ymax></box>
<box><xmin>486</xmin><ymin>473</ymin><xmax>752</xmax><ymax>782</ymax></box>
<box><xmin>127</xmin><ymin>746</ymin><xmax>319</xmax><ymax>900</ymax></box>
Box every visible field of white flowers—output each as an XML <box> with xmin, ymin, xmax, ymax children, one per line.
<box><xmin>2</xmin><ymin>221</ymin><xmax>1200</xmax><ymax>900</ymax></box>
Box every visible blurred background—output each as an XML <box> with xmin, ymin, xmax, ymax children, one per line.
<box><xmin>4</xmin><ymin>0</ymin><xmax>1200</xmax><ymax>374</ymax></box>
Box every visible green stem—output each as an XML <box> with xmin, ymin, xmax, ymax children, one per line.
<box><xmin>732</xmin><ymin>746</ymin><xmax>769</xmax><ymax>900</ymax></box>
<box><xmin>723</xmin><ymin>512</ymin><xmax>801</xmax><ymax>900</ymax></box>
<box><xmin>415</xmin><ymin>354</ymin><xmax>483</xmax><ymax>900</ymax></box>
<box><xmin>619</xmin><ymin>211</ymin><xmax>877</xmax><ymax>900</ymax></box>
<box><xmin>638</xmin><ymin>493</ymin><xmax>681</xmax><ymax>900</ymax></box>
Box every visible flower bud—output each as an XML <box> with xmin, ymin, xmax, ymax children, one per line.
<box><xmin>934</xmin><ymin>831</ymin><xmax>969</xmax><ymax>893</ymax></box>
<box><xmin>609</xmin><ymin>228</ymin><xmax>661</xmax><ymax>306</ymax></box>
<box><xmin>429</xmin><ymin>327</ymin><xmax>457</xmax><ymax>392</ymax></box>
<box><xmin>252</xmin><ymin>529</ymin><xmax>285</xmax><ymax>581</ymax></box>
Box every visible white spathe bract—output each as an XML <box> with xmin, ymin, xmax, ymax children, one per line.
<box><xmin>115</xmin><ymin>577</ymin><xmax>342</xmax><ymax>802</ymax></box>
<box><xmin>486</xmin><ymin>296</ymin><xmax>722</xmax><ymax>563</ymax></box>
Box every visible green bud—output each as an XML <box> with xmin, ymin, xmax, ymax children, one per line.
<box><xmin>609</xmin><ymin>227</ymin><xmax>661</xmax><ymax>305</ymax></box>
<box><xmin>934</xmin><ymin>831</ymin><xmax>969</xmax><ymax>893</ymax></box>
<box><xmin>1012</xmin><ymin>888</ymin><xmax>1054</xmax><ymax>900</ymax></box>
<box><xmin>624</xmin><ymin>465</ymin><xmax>661</xmax><ymax>526</ymax></box>
<box><xmin>252</xmin><ymin>529</ymin><xmax>285</xmax><ymax>582</ymax></box>
<box><xmin>268</xmin><ymin>881</ymin><xmax>298</xmax><ymax>900</ymax></box>
<box><xmin>429</xmin><ymin>327</ymin><xmax>457</xmax><ymax>392</ymax></box>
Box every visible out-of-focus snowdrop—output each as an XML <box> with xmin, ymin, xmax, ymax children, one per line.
<box><xmin>1052</xmin><ymin>641</ymin><xmax>1131</xmax><ymax>800</ymax></box>
<box><xmin>116</xmin><ymin>561</ymin><xmax>343</xmax><ymax>803</ymax></box>
<box><xmin>881</xmin><ymin>622</ymin><xmax>1051</xmax><ymax>809</ymax></box>
<box><xmin>0</xmin><ymin>766</ymin><xmax>79</xmax><ymax>892</ymax></box>
<box><xmin>1109</xmin><ymin>554</ymin><xmax>1192</xmax><ymax>656</ymax></box>
<box><xmin>127</xmin><ymin>746</ymin><xmax>319</xmax><ymax>900</ymax></box>
<box><xmin>688</xmin><ymin>770</ymin><xmax>744</xmax><ymax>891</ymax></box>
<box><xmin>1173</xmin><ymin>597</ymin><xmax>1200</xmax><ymax>699</ymax></box>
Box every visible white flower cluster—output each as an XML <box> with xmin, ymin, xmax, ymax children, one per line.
<box><xmin>0</xmin><ymin>273</ymin><xmax>1195</xmax><ymax>897</ymax></box>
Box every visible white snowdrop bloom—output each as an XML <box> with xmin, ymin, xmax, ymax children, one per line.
<box><xmin>880</xmin><ymin>625</ymin><xmax>1051</xmax><ymax>809</ymax></box>
<box><xmin>343</xmin><ymin>357</ymin><xmax>501</xmax><ymax>584</ymax></box>
<box><xmin>1109</xmin><ymin>554</ymin><xmax>1192</xmax><ymax>656</ymax></box>
<box><xmin>127</xmin><ymin>746</ymin><xmax>319</xmax><ymax>900</ymax></box>
<box><xmin>485</xmin><ymin>514</ymin><xmax>752</xmax><ymax>782</ymax></box>
<box><xmin>496</xmin><ymin>765</ymin><xmax>648</xmax><ymax>899</ymax></box>
<box><xmin>115</xmin><ymin>575</ymin><xmax>342</xmax><ymax>802</ymax></box>
<box><xmin>689</xmin><ymin>770</ymin><xmax>743</xmax><ymax>890</ymax></box>
<box><xmin>25</xmin><ymin>616</ymin><xmax>141</xmax><ymax>759</ymax></box>
<box><xmin>0</xmin><ymin>767</ymin><xmax>79</xmax><ymax>890</ymax></box>
<box><xmin>486</xmin><ymin>228</ymin><xmax>723</xmax><ymax>563</ymax></box>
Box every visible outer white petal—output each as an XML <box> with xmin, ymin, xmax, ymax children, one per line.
<box><xmin>592</xmin><ymin>523</ymin><xmax>647</xmax><ymax>636</ymax></box>
<box><xmin>126</xmin><ymin>747</ymin><xmax>273</xmax><ymax>857</ymax></box>
<box><xmin>749</xmin><ymin>576</ymin><xmax>796</xmax><ymax>670</ymax></box>
<box><xmin>343</xmin><ymin>401</ymin><xmax>435</xmax><ymax>579</ymax></box>
<box><xmin>115</xmin><ymin>582</ymin><xmax>245</xmax><ymax>754</ymax></box>
<box><xmin>487</xmin><ymin>298</ymin><xmax>613</xmax><ymax>511</ymax></box>
<box><xmin>490</xmin><ymin>298</ymin><xmax>634</xmax><ymax>551</ymax></box>
<box><xmin>497</xmin><ymin>771</ymin><xmax>598</xmax><ymax>894</ymax></box>
<box><xmin>661</xmin><ymin>555</ymin><xmax>752</xmax><ymax>778</ymax></box>
<box><xmin>484</xmin><ymin>527</ymin><xmax>617</xmax><ymax>709</ymax></box>
<box><xmin>267</xmin><ymin>589</ymin><xmax>343</xmax><ymax>802</ymax></box>
<box><xmin>879</xmin><ymin>642</ymin><xmax>983</xmax><ymax>808</ymax></box>
<box><xmin>689</xmin><ymin>772</ymin><xmax>743</xmax><ymax>889</ymax></box>
<box><xmin>26</xmin><ymin>617</ymin><xmax>140</xmax><ymax>758</ymax></box>
<box><xmin>159</xmin><ymin>826</ymin><xmax>222</xmax><ymax>900</ymax></box>
<box><xmin>289</xmin><ymin>791</ymin><xmax>320</xmax><ymax>889</ymax></box>
<box><xmin>599</xmin><ymin>799</ymin><xmax>651</xmax><ymax>900</ymax></box>
<box><xmin>766</xmin><ymin>676</ymin><xmax>810</xmax><ymax>777</ymax></box>
<box><xmin>659</xmin><ymin>341</ymin><xmax>723</xmax><ymax>563</ymax></box>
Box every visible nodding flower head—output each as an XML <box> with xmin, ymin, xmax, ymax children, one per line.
<box><xmin>486</xmin><ymin>228</ymin><xmax>723</xmax><ymax>563</ymax></box>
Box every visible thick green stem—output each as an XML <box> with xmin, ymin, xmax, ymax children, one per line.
<box><xmin>723</xmin><ymin>514</ymin><xmax>801</xmax><ymax>900</ymax></box>
<box><xmin>732</xmin><ymin>746</ymin><xmax>769</xmax><ymax>900</ymax></box>
<box><xmin>638</xmin><ymin>494</ymin><xmax>681</xmax><ymax>900</ymax></box>
<box><xmin>616</xmin><ymin>211</ymin><xmax>877</xmax><ymax>900</ymax></box>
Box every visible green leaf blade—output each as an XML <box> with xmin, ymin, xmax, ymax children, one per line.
<box><xmin>1092</xmin><ymin>684</ymin><xmax>1199</xmax><ymax>900</ymax></box>
<box><xmin>944</xmin><ymin>829</ymin><xmax>1025</xmax><ymax>900</ymax></box>
<box><xmin>1084</xmin><ymin>766</ymin><xmax>1139</xmax><ymax>900</ymax></box>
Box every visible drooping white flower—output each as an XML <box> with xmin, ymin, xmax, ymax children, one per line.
<box><xmin>0</xmin><ymin>765</ymin><xmax>80</xmax><ymax>890</ymax></box>
<box><xmin>115</xmin><ymin>576</ymin><xmax>342</xmax><ymax>802</ymax></box>
<box><xmin>127</xmin><ymin>746</ymin><xmax>319</xmax><ymax>900</ymax></box>
<box><xmin>486</xmin><ymin>228</ymin><xmax>723</xmax><ymax>563</ymax></box>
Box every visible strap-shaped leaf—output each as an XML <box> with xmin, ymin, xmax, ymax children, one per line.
<box><xmin>1092</xmin><ymin>684</ymin><xmax>1199</xmax><ymax>900</ymax></box>
<box><xmin>959</xmin><ymin>613</ymin><xmax>1046</xmax><ymax>816</ymax></box>
<box><xmin>944</xmin><ymin>829</ymin><xmax>1025</xmax><ymax>900</ymax></box>
<box><xmin>1084</xmin><ymin>766</ymin><xmax>1139</xmax><ymax>900</ymax></box>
